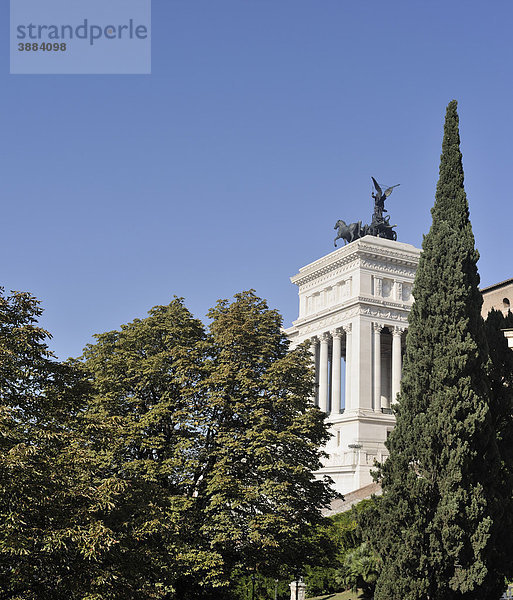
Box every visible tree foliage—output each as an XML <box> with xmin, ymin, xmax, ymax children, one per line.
<box><xmin>0</xmin><ymin>289</ymin><xmax>335</xmax><ymax>599</ymax></box>
<box><xmin>201</xmin><ymin>292</ymin><xmax>333</xmax><ymax>578</ymax></box>
<box><xmin>304</xmin><ymin>498</ymin><xmax>380</xmax><ymax>598</ymax></box>
<box><xmin>341</xmin><ymin>542</ymin><xmax>380</xmax><ymax>597</ymax></box>
<box><xmin>80</xmin><ymin>290</ymin><xmax>334</xmax><ymax>598</ymax></box>
<box><xmin>368</xmin><ymin>101</ymin><xmax>513</xmax><ymax>600</ymax></box>
<box><xmin>80</xmin><ymin>297</ymin><xmax>223</xmax><ymax>599</ymax></box>
<box><xmin>0</xmin><ymin>289</ymin><xmax>108</xmax><ymax>600</ymax></box>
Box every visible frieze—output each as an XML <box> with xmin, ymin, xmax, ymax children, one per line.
<box><xmin>360</xmin><ymin>258</ymin><xmax>417</xmax><ymax>278</ymax></box>
<box><xmin>359</xmin><ymin>305</ymin><xmax>409</xmax><ymax>322</ymax></box>
<box><xmin>359</xmin><ymin>295</ymin><xmax>412</xmax><ymax>310</ymax></box>
<box><xmin>297</xmin><ymin>295</ymin><xmax>411</xmax><ymax>326</ymax></box>
<box><xmin>291</xmin><ymin>303</ymin><xmax>409</xmax><ymax>337</ymax></box>
<box><xmin>359</xmin><ymin>242</ymin><xmax>420</xmax><ymax>258</ymax></box>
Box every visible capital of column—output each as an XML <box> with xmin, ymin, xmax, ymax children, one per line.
<box><xmin>392</xmin><ymin>326</ymin><xmax>406</xmax><ymax>337</ymax></box>
<box><xmin>319</xmin><ymin>332</ymin><xmax>331</xmax><ymax>343</ymax></box>
<box><xmin>331</xmin><ymin>328</ymin><xmax>343</xmax><ymax>339</ymax></box>
<box><xmin>342</xmin><ymin>323</ymin><xmax>352</xmax><ymax>334</ymax></box>
<box><xmin>373</xmin><ymin>322</ymin><xmax>384</xmax><ymax>333</ymax></box>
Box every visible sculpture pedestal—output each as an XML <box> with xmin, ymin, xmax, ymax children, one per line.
<box><xmin>285</xmin><ymin>236</ymin><xmax>421</xmax><ymax>495</ymax></box>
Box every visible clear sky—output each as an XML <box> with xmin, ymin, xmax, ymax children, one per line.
<box><xmin>3</xmin><ymin>0</ymin><xmax>513</xmax><ymax>360</ymax></box>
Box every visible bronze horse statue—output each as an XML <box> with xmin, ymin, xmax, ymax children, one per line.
<box><xmin>334</xmin><ymin>220</ymin><xmax>362</xmax><ymax>246</ymax></box>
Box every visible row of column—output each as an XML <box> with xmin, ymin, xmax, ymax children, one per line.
<box><xmin>315</xmin><ymin>325</ymin><xmax>352</xmax><ymax>415</ymax></box>
<box><xmin>311</xmin><ymin>323</ymin><xmax>405</xmax><ymax>415</ymax></box>
<box><xmin>374</xmin><ymin>323</ymin><xmax>405</xmax><ymax>410</ymax></box>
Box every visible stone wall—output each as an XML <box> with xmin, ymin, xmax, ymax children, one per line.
<box><xmin>481</xmin><ymin>279</ymin><xmax>513</xmax><ymax>317</ymax></box>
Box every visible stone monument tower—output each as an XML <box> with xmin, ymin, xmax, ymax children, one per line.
<box><xmin>285</xmin><ymin>181</ymin><xmax>421</xmax><ymax>495</ymax></box>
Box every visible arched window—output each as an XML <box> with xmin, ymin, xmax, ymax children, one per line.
<box><xmin>503</xmin><ymin>297</ymin><xmax>510</xmax><ymax>310</ymax></box>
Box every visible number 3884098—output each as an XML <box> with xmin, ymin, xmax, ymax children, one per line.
<box><xmin>18</xmin><ymin>42</ymin><xmax>67</xmax><ymax>51</ymax></box>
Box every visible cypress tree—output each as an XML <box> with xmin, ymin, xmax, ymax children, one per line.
<box><xmin>370</xmin><ymin>101</ymin><xmax>507</xmax><ymax>600</ymax></box>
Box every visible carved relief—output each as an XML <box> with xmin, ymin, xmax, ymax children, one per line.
<box><xmin>359</xmin><ymin>306</ymin><xmax>409</xmax><ymax>322</ymax></box>
<box><xmin>402</xmin><ymin>283</ymin><xmax>412</xmax><ymax>302</ymax></box>
<box><xmin>358</xmin><ymin>243</ymin><xmax>420</xmax><ymax>264</ymax></box>
<box><xmin>302</xmin><ymin>278</ymin><xmax>357</xmax><ymax>318</ymax></box>
<box><xmin>292</xmin><ymin>305</ymin><xmax>409</xmax><ymax>338</ymax></box>
<box><xmin>382</xmin><ymin>278</ymin><xmax>393</xmax><ymax>298</ymax></box>
<box><xmin>361</xmin><ymin>258</ymin><xmax>417</xmax><ymax>278</ymax></box>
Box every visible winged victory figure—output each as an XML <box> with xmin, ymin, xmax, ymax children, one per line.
<box><xmin>371</xmin><ymin>177</ymin><xmax>400</xmax><ymax>221</ymax></box>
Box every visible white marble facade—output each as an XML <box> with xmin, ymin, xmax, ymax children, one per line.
<box><xmin>285</xmin><ymin>236</ymin><xmax>421</xmax><ymax>495</ymax></box>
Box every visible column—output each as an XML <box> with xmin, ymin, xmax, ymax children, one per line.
<box><xmin>331</xmin><ymin>329</ymin><xmax>342</xmax><ymax>415</ymax></box>
<box><xmin>343</xmin><ymin>324</ymin><xmax>352</xmax><ymax>411</ymax></box>
<box><xmin>392</xmin><ymin>327</ymin><xmax>404</xmax><ymax>404</ymax></box>
<box><xmin>373</xmin><ymin>323</ymin><xmax>383</xmax><ymax>412</ymax></box>
<box><xmin>309</xmin><ymin>337</ymin><xmax>318</xmax><ymax>405</ymax></box>
<box><xmin>318</xmin><ymin>333</ymin><xmax>330</xmax><ymax>413</ymax></box>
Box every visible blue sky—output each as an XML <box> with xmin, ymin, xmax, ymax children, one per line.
<box><xmin>3</xmin><ymin>0</ymin><xmax>513</xmax><ymax>359</ymax></box>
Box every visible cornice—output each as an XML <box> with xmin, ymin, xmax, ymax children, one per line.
<box><xmin>291</xmin><ymin>251</ymin><xmax>360</xmax><ymax>286</ymax></box>
<box><xmin>291</xmin><ymin>237</ymin><xmax>421</xmax><ymax>288</ymax></box>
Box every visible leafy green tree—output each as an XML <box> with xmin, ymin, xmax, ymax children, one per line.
<box><xmin>340</xmin><ymin>542</ymin><xmax>380</xmax><ymax>597</ymax></box>
<box><xmin>0</xmin><ymin>289</ymin><xmax>114</xmax><ymax>600</ymax></box>
<box><xmin>81</xmin><ymin>291</ymin><xmax>335</xmax><ymax>599</ymax></box>
<box><xmin>304</xmin><ymin>498</ymin><xmax>380</xmax><ymax>598</ymax></box>
<box><xmin>368</xmin><ymin>101</ymin><xmax>511</xmax><ymax>600</ymax></box>
<box><xmin>0</xmin><ymin>288</ymin><xmax>335</xmax><ymax>599</ymax></box>
<box><xmin>187</xmin><ymin>291</ymin><xmax>334</xmax><ymax>592</ymax></box>
<box><xmin>80</xmin><ymin>298</ymin><xmax>226</xmax><ymax>599</ymax></box>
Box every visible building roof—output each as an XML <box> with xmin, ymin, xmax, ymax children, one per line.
<box><xmin>480</xmin><ymin>278</ymin><xmax>513</xmax><ymax>294</ymax></box>
<box><xmin>322</xmin><ymin>482</ymin><xmax>382</xmax><ymax>517</ymax></box>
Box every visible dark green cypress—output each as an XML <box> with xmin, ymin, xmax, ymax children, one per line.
<box><xmin>370</xmin><ymin>101</ymin><xmax>506</xmax><ymax>600</ymax></box>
